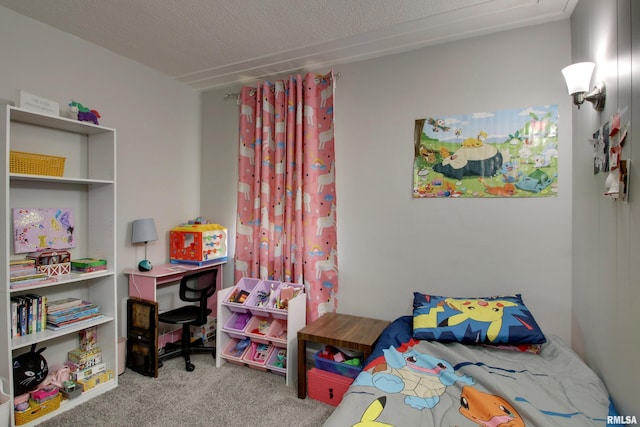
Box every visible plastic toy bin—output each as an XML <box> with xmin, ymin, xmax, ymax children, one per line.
<box><xmin>313</xmin><ymin>350</ymin><xmax>363</xmax><ymax>379</ymax></box>
<box><xmin>222</xmin><ymin>337</ymin><xmax>251</xmax><ymax>364</ymax></box>
<box><xmin>224</xmin><ymin>278</ymin><xmax>260</xmax><ymax>313</ymax></box>
<box><xmin>244</xmin><ymin>316</ymin><xmax>274</xmax><ymax>344</ymax></box>
<box><xmin>245</xmin><ymin>280</ymin><xmax>281</xmax><ymax>316</ymax></box>
<box><xmin>265</xmin><ymin>318</ymin><xmax>287</xmax><ymax>344</ymax></box>
<box><xmin>266</xmin><ymin>347</ymin><xmax>287</xmax><ymax>376</ymax></box>
<box><xmin>242</xmin><ymin>341</ymin><xmax>274</xmax><ymax>370</ymax></box>
<box><xmin>223</xmin><ymin>312</ymin><xmax>252</xmax><ymax>339</ymax></box>
<box><xmin>268</xmin><ymin>283</ymin><xmax>304</xmax><ymax>319</ymax></box>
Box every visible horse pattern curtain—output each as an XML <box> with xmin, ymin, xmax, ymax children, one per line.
<box><xmin>235</xmin><ymin>72</ymin><xmax>337</xmax><ymax>323</ymax></box>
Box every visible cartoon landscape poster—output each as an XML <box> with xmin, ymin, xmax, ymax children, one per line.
<box><xmin>413</xmin><ymin>105</ymin><xmax>559</xmax><ymax>198</ymax></box>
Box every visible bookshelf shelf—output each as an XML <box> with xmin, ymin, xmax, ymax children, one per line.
<box><xmin>11</xmin><ymin>316</ymin><xmax>114</xmax><ymax>351</ymax></box>
<box><xmin>8</xmin><ymin>271</ymin><xmax>115</xmax><ymax>294</ymax></box>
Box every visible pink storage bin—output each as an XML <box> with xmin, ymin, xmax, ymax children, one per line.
<box><xmin>266</xmin><ymin>346</ymin><xmax>287</xmax><ymax>376</ymax></box>
<box><xmin>265</xmin><ymin>318</ymin><xmax>288</xmax><ymax>345</ymax></box>
<box><xmin>222</xmin><ymin>312</ymin><xmax>252</xmax><ymax>339</ymax></box>
<box><xmin>245</xmin><ymin>280</ymin><xmax>281</xmax><ymax>316</ymax></box>
<box><xmin>244</xmin><ymin>315</ymin><xmax>273</xmax><ymax>344</ymax></box>
<box><xmin>225</xmin><ymin>278</ymin><xmax>260</xmax><ymax>313</ymax></box>
<box><xmin>242</xmin><ymin>341</ymin><xmax>274</xmax><ymax>370</ymax></box>
<box><xmin>222</xmin><ymin>337</ymin><xmax>251</xmax><ymax>365</ymax></box>
<box><xmin>268</xmin><ymin>282</ymin><xmax>304</xmax><ymax>319</ymax></box>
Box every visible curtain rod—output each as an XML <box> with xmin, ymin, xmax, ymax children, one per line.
<box><xmin>224</xmin><ymin>72</ymin><xmax>341</xmax><ymax>100</ymax></box>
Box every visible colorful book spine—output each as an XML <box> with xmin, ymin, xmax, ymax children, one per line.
<box><xmin>10</xmin><ymin>298</ymin><xmax>19</xmax><ymax>338</ymax></box>
<box><xmin>40</xmin><ymin>295</ymin><xmax>47</xmax><ymax>331</ymax></box>
<box><xmin>25</xmin><ymin>294</ymin><xmax>43</xmax><ymax>332</ymax></box>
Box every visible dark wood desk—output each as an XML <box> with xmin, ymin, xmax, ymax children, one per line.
<box><xmin>297</xmin><ymin>312</ymin><xmax>390</xmax><ymax>399</ymax></box>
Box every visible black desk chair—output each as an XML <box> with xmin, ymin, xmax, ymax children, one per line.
<box><xmin>158</xmin><ymin>268</ymin><xmax>217</xmax><ymax>371</ymax></box>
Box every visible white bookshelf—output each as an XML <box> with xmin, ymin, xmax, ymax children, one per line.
<box><xmin>1</xmin><ymin>105</ymin><xmax>117</xmax><ymax>426</ymax></box>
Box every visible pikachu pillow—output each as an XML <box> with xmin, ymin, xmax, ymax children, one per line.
<box><xmin>412</xmin><ymin>292</ymin><xmax>546</xmax><ymax>345</ymax></box>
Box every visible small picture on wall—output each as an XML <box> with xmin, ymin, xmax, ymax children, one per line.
<box><xmin>592</xmin><ymin>122</ymin><xmax>610</xmax><ymax>174</ymax></box>
<box><xmin>13</xmin><ymin>208</ymin><xmax>75</xmax><ymax>253</ymax></box>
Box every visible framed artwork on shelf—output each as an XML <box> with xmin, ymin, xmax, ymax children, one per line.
<box><xmin>13</xmin><ymin>208</ymin><xmax>75</xmax><ymax>253</ymax></box>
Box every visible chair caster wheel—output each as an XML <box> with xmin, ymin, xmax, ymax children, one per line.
<box><xmin>186</xmin><ymin>363</ymin><xmax>195</xmax><ymax>372</ymax></box>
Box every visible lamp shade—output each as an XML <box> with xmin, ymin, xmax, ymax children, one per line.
<box><xmin>131</xmin><ymin>218</ymin><xmax>158</xmax><ymax>244</ymax></box>
<box><xmin>561</xmin><ymin>62</ymin><xmax>595</xmax><ymax>95</ymax></box>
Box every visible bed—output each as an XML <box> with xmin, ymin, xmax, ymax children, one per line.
<box><xmin>323</xmin><ymin>293</ymin><xmax>621</xmax><ymax>427</ymax></box>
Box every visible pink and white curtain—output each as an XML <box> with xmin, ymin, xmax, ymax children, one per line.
<box><xmin>235</xmin><ymin>72</ymin><xmax>337</xmax><ymax>323</ymax></box>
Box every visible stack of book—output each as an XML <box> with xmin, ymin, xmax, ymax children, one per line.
<box><xmin>10</xmin><ymin>293</ymin><xmax>47</xmax><ymax>337</ymax></box>
<box><xmin>46</xmin><ymin>298</ymin><xmax>103</xmax><ymax>330</ymax></box>
<box><xmin>9</xmin><ymin>259</ymin><xmax>56</xmax><ymax>289</ymax></box>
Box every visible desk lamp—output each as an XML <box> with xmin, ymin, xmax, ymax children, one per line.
<box><xmin>131</xmin><ymin>218</ymin><xmax>158</xmax><ymax>271</ymax></box>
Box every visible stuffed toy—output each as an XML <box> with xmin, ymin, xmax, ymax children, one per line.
<box><xmin>13</xmin><ymin>344</ymin><xmax>48</xmax><ymax>395</ymax></box>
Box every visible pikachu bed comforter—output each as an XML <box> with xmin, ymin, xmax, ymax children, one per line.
<box><xmin>322</xmin><ymin>315</ymin><xmax>621</xmax><ymax>427</ymax></box>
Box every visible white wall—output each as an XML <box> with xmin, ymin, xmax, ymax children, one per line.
<box><xmin>0</xmin><ymin>7</ymin><xmax>202</xmax><ymax>336</ymax></box>
<box><xmin>569</xmin><ymin>0</ymin><xmax>639</xmax><ymax>415</ymax></box>
<box><xmin>200</xmin><ymin>92</ymin><xmax>242</xmax><ymax>287</ymax></box>
<box><xmin>201</xmin><ymin>21</ymin><xmax>575</xmax><ymax>342</ymax></box>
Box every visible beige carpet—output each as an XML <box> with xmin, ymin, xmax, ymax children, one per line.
<box><xmin>37</xmin><ymin>354</ymin><xmax>334</xmax><ymax>427</ymax></box>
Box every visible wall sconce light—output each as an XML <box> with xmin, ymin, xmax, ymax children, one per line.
<box><xmin>561</xmin><ymin>62</ymin><xmax>606</xmax><ymax>111</ymax></box>
<box><xmin>131</xmin><ymin>218</ymin><xmax>158</xmax><ymax>271</ymax></box>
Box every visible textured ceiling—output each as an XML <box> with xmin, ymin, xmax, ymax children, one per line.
<box><xmin>0</xmin><ymin>0</ymin><xmax>577</xmax><ymax>90</ymax></box>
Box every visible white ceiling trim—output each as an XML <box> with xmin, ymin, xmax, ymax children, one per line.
<box><xmin>178</xmin><ymin>0</ymin><xmax>576</xmax><ymax>90</ymax></box>
<box><xmin>0</xmin><ymin>0</ymin><xmax>577</xmax><ymax>91</ymax></box>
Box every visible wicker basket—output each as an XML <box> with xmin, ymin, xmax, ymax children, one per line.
<box><xmin>9</xmin><ymin>151</ymin><xmax>65</xmax><ymax>177</ymax></box>
<box><xmin>14</xmin><ymin>393</ymin><xmax>61</xmax><ymax>425</ymax></box>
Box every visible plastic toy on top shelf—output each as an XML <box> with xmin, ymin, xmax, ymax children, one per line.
<box><xmin>68</xmin><ymin>101</ymin><xmax>100</xmax><ymax>125</ymax></box>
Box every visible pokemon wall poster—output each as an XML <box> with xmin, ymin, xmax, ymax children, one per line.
<box><xmin>413</xmin><ymin>105</ymin><xmax>559</xmax><ymax>198</ymax></box>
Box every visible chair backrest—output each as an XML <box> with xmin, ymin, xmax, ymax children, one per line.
<box><xmin>179</xmin><ymin>269</ymin><xmax>217</xmax><ymax>322</ymax></box>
